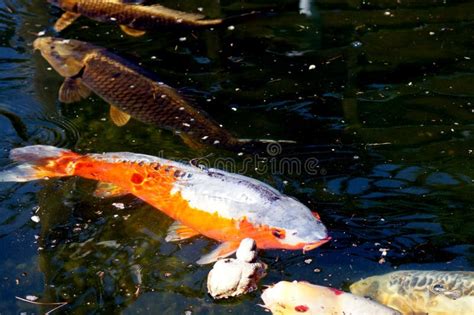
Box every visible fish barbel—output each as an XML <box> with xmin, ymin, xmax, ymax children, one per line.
<box><xmin>48</xmin><ymin>0</ymin><xmax>251</xmax><ymax>36</ymax></box>
<box><xmin>350</xmin><ymin>270</ymin><xmax>474</xmax><ymax>315</ymax></box>
<box><xmin>0</xmin><ymin>145</ymin><xmax>330</xmax><ymax>264</ymax></box>
<box><xmin>261</xmin><ymin>280</ymin><xmax>401</xmax><ymax>315</ymax></box>
<box><xmin>33</xmin><ymin>37</ymin><xmax>242</xmax><ymax>149</ymax></box>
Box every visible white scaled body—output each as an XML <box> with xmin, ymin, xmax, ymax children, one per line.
<box><xmin>261</xmin><ymin>280</ymin><xmax>401</xmax><ymax>315</ymax></box>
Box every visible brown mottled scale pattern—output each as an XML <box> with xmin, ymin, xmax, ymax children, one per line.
<box><xmin>80</xmin><ymin>50</ymin><xmax>239</xmax><ymax>147</ymax></box>
<box><xmin>390</xmin><ymin>270</ymin><xmax>474</xmax><ymax>297</ymax></box>
<box><xmin>74</xmin><ymin>0</ymin><xmax>222</xmax><ymax>29</ymax></box>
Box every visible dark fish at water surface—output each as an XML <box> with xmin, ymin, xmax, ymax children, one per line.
<box><xmin>48</xmin><ymin>0</ymin><xmax>256</xmax><ymax>36</ymax></box>
<box><xmin>33</xmin><ymin>36</ymin><xmax>243</xmax><ymax>149</ymax></box>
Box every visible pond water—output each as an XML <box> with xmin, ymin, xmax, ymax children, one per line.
<box><xmin>0</xmin><ymin>0</ymin><xmax>473</xmax><ymax>314</ymax></box>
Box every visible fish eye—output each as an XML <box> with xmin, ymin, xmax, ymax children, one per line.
<box><xmin>271</xmin><ymin>228</ymin><xmax>286</xmax><ymax>239</ymax></box>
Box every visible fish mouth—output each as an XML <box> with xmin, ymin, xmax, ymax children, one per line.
<box><xmin>32</xmin><ymin>37</ymin><xmax>44</xmax><ymax>50</ymax></box>
<box><xmin>302</xmin><ymin>236</ymin><xmax>331</xmax><ymax>253</ymax></box>
<box><xmin>33</xmin><ymin>37</ymin><xmax>53</xmax><ymax>51</ymax></box>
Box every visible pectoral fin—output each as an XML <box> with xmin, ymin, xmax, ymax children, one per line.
<box><xmin>165</xmin><ymin>221</ymin><xmax>200</xmax><ymax>242</ymax></box>
<box><xmin>110</xmin><ymin>105</ymin><xmax>131</xmax><ymax>126</ymax></box>
<box><xmin>196</xmin><ymin>241</ymin><xmax>239</xmax><ymax>265</ymax></box>
<box><xmin>58</xmin><ymin>77</ymin><xmax>91</xmax><ymax>103</ymax></box>
<box><xmin>179</xmin><ymin>134</ymin><xmax>206</xmax><ymax>151</ymax></box>
<box><xmin>93</xmin><ymin>182</ymin><xmax>130</xmax><ymax>198</ymax></box>
<box><xmin>54</xmin><ymin>11</ymin><xmax>81</xmax><ymax>32</ymax></box>
<box><xmin>119</xmin><ymin>25</ymin><xmax>146</xmax><ymax>37</ymax></box>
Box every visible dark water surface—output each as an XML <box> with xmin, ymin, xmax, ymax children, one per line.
<box><xmin>0</xmin><ymin>0</ymin><xmax>473</xmax><ymax>314</ymax></box>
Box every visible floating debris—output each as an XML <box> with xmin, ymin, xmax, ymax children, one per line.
<box><xmin>25</xmin><ymin>295</ymin><xmax>38</xmax><ymax>301</ymax></box>
<box><xmin>112</xmin><ymin>202</ymin><xmax>125</xmax><ymax>210</ymax></box>
<box><xmin>207</xmin><ymin>238</ymin><xmax>267</xmax><ymax>299</ymax></box>
<box><xmin>15</xmin><ymin>296</ymin><xmax>68</xmax><ymax>315</ymax></box>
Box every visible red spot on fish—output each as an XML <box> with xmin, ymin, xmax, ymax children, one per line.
<box><xmin>295</xmin><ymin>305</ymin><xmax>309</xmax><ymax>312</ymax></box>
<box><xmin>131</xmin><ymin>173</ymin><xmax>144</xmax><ymax>184</ymax></box>
<box><xmin>329</xmin><ymin>287</ymin><xmax>343</xmax><ymax>295</ymax></box>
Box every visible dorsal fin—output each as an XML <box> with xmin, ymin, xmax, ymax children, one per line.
<box><xmin>146</xmin><ymin>4</ymin><xmax>206</xmax><ymax>21</ymax></box>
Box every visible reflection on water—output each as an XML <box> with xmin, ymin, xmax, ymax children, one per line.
<box><xmin>0</xmin><ymin>0</ymin><xmax>473</xmax><ymax>313</ymax></box>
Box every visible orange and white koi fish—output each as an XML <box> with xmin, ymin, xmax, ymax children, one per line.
<box><xmin>261</xmin><ymin>281</ymin><xmax>401</xmax><ymax>315</ymax></box>
<box><xmin>0</xmin><ymin>145</ymin><xmax>329</xmax><ymax>264</ymax></box>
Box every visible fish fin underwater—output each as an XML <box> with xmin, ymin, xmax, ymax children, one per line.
<box><xmin>119</xmin><ymin>25</ymin><xmax>146</xmax><ymax>37</ymax></box>
<box><xmin>54</xmin><ymin>11</ymin><xmax>80</xmax><ymax>32</ymax></box>
<box><xmin>109</xmin><ymin>105</ymin><xmax>131</xmax><ymax>126</ymax></box>
<box><xmin>165</xmin><ymin>221</ymin><xmax>200</xmax><ymax>242</ymax></box>
<box><xmin>59</xmin><ymin>77</ymin><xmax>91</xmax><ymax>103</ymax></box>
<box><xmin>93</xmin><ymin>182</ymin><xmax>130</xmax><ymax>198</ymax></box>
<box><xmin>196</xmin><ymin>241</ymin><xmax>240</xmax><ymax>265</ymax></box>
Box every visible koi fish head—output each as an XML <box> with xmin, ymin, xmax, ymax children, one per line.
<box><xmin>350</xmin><ymin>275</ymin><xmax>383</xmax><ymax>300</ymax></box>
<box><xmin>251</xmin><ymin>197</ymin><xmax>330</xmax><ymax>252</ymax></box>
<box><xmin>33</xmin><ymin>37</ymin><xmax>96</xmax><ymax>77</ymax></box>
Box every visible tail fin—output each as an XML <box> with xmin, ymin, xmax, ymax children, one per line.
<box><xmin>0</xmin><ymin>145</ymin><xmax>73</xmax><ymax>182</ymax></box>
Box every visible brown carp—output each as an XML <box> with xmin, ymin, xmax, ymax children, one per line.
<box><xmin>48</xmin><ymin>0</ymin><xmax>252</xmax><ymax>36</ymax></box>
<box><xmin>33</xmin><ymin>36</ymin><xmax>241</xmax><ymax>148</ymax></box>
<box><xmin>350</xmin><ymin>270</ymin><xmax>474</xmax><ymax>315</ymax></box>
